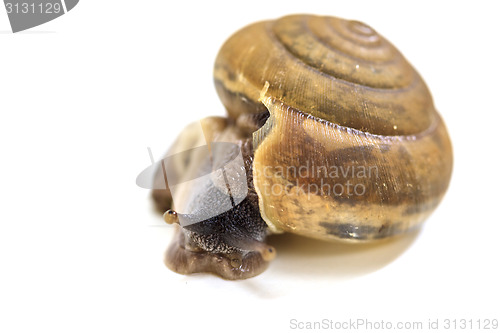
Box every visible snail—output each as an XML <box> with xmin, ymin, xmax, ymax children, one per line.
<box><xmin>151</xmin><ymin>14</ymin><xmax>453</xmax><ymax>280</ymax></box>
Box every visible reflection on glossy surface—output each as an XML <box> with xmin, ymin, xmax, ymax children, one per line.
<box><xmin>266</xmin><ymin>229</ymin><xmax>420</xmax><ymax>279</ymax></box>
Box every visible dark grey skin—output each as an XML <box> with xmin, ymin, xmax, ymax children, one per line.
<box><xmin>153</xmin><ymin>136</ymin><xmax>276</xmax><ymax>280</ymax></box>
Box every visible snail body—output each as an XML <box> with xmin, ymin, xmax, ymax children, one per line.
<box><xmin>152</xmin><ymin>14</ymin><xmax>453</xmax><ymax>279</ymax></box>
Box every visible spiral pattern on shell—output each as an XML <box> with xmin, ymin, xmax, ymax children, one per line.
<box><xmin>214</xmin><ymin>14</ymin><xmax>435</xmax><ymax>136</ymax></box>
<box><xmin>213</xmin><ymin>14</ymin><xmax>452</xmax><ymax>241</ymax></box>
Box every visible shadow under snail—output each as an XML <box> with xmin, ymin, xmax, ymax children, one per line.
<box><xmin>151</xmin><ymin>14</ymin><xmax>453</xmax><ymax>280</ymax></box>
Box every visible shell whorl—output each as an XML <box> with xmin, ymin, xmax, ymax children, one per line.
<box><xmin>214</xmin><ymin>14</ymin><xmax>435</xmax><ymax>136</ymax></box>
<box><xmin>214</xmin><ymin>14</ymin><xmax>452</xmax><ymax>241</ymax></box>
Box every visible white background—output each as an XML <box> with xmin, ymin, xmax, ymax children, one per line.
<box><xmin>1</xmin><ymin>1</ymin><xmax>499</xmax><ymax>332</ymax></box>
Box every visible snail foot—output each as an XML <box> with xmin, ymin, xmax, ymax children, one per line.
<box><xmin>164</xmin><ymin>227</ymin><xmax>272</xmax><ymax>280</ymax></box>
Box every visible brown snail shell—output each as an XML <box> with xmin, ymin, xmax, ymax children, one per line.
<box><xmin>153</xmin><ymin>14</ymin><xmax>453</xmax><ymax>279</ymax></box>
<box><xmin>214</xmin><ymin>14</ymin><xmax>452</xmax><ymax>241</ymax></box>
